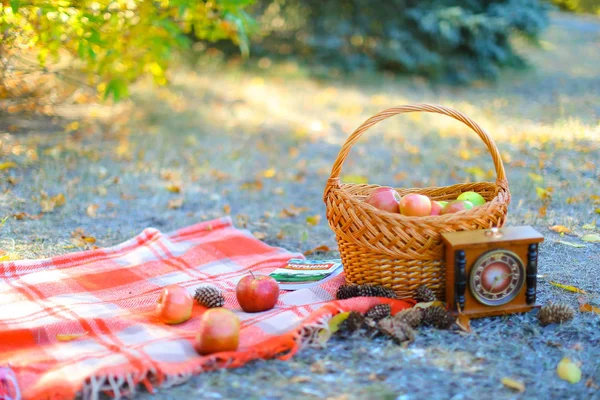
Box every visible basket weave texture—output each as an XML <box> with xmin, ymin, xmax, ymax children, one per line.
<box><xmin>323</xmin><ymin>104</ymin><xmax>511</xmax><ymax>299</ymax></box>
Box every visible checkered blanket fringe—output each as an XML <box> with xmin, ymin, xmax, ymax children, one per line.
<box><xmin>0</xmin><ymin>217</ymin><xmax>413</xmax><ymax>400</ymax></box>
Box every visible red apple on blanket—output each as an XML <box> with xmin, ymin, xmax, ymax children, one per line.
<box><xmin>364</xmin><ymin>187</ymin><xmax>401</xmax><ymax>213</ymax></box>
<box><xmin>441</xmin><ymin>200</ymin><xmax>474</xmax><ymax>215</ymax></box>
<box><xmin>195</xmin><ymin>308</ymin><xmax>240</xmax><ymax>355</ymax></box>
<box><xmin>236</xmin><ymin>272</ymin><xmax>279</xmax><ymax>312</ymax></box>
<box><xmin>399</xmin><ymin>193</ymin><xmax>431</xmax><ymax>217</ymax></box>
<box><xmin>156</xmin><ymin>284</ymin><xmax>193</xmax><ymax>325</ymax></box>
<box><xmin>429</xmin><ymin>201</ymin><xmax>447</xmax><ymax>216</ymax></box>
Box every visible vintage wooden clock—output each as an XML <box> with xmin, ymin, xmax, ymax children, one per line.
<box><xmin>441</xmin><ymin>226</ymin><xmax>544</xmax><ymax>318</ymax></box>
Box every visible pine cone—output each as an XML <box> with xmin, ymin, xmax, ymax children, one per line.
<box><xmin>422</xmin><ymin>306</ymin><xmax>454</xmax><ymax>329</ymax></box>
<box><xmin>377</xmin><ymin>317</ymin><xmax>415</xmax><ymax>344</ymax></box>
<box><xmin>415</xmin><ymin>285</ymin><xmax>437</xmax><ymax>303</ymax></box>
<box><xmin>338</xmin><ymin>311</ymin><xmax>365</xmax><ymax>334</ymax></box>
<box><xmin>393</xmin><ymin>308</ymin><xmax>422</xmax><ymax>328</ymax></box>
<box><xmin>538</xmin><ymin>303</ymin><xmax>575</xmax><ymax>326</ymax></box>
<box><xmin>194</xmin><ymin>286</ymin><xmax>225</xmax><ymax>308</ymax></box>
<box><xmin>365</xmin><ymin>304</ymin><xmax>391</xmax><ymax>321</ymax></box>
<box><xmin>336</xmin><ymin>284</ymin><xmax>398</xmax><ymax>300</ymax></box>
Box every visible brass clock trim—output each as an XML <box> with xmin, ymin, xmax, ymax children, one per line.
<box><xmin>469</xmin><ymin>248</ymin><xmax>525</xmax><ymax>307</ymax></box>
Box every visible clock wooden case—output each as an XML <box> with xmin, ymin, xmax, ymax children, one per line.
<box><xmin>441</xmin><ymin>226</ymin><xmax>544</xmax><ymax>318</ymax></box>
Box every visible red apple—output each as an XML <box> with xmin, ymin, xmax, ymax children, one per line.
<box><xmin>364</xmin><ymin>187</ymin><xmax>401</xmax><ymax>213</ymax></box>
<box><xmin>236</xmin><ymin>272</ymin><xmax>279</xmax><ymax>313</ymax></box>
<box><xmin>156</xmin><ymin>284</ymin><xmax>193</xmax><ymax>325</ymax></box>
<box><xmin>430</xmin><ymin>201</ymin><xmax>447</xmax><ymax>216</ymax></box>
<box><xmin>399</xmin><ymin>193</ymin><xmax>431</xmax><ymax>217</ymax></box>
<box><xmin>195</xmin><ymin>308</ymin><xmax>240</xmax><ymax>355</ymax></box>
<box><xmin>441</xmin><ymin>200</ymin><xmax>474</xmax><ymax>215</ymax></box>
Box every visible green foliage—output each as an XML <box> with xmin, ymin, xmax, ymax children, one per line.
<box><xmin>252</xmin><ymin>0</ymin><xmax>551</xmax><ymax>82</ymax></box>
<box><xmin>549</xmin><ymin>0</ymin><xmax>600</xmax><ymax>14</ymax></box>
<box><xmin>0</xmin><ymin>0</ymin><xmax>256</xmax><ymax>100</ymax></box>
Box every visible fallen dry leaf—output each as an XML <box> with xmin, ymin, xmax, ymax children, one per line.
<box><xmin>585</xmin><ymin>378</ymin><xmax>599</xmax><ymax>390</ymax></box>
<box><xmin>538</xmin><ymin>206</ymin><xmax>547</xmax><ymax>217</ymax></box>
<box><xmin>306</xmin><ymin>214</ymin><xmax>321</xmax><ymax>226</ymax></box>
<box><xmin>414</xmin><ymin>301</ymin><xmax>445</xmax><ymax>309</ymax></box>
<box><xmin>240</xmin><ymin>179</ymin><xmax>264</xmax><ymax>191</ymax></box>
<box><xmin>303</xmin><ymin>245</ymin><xmax>331</xmax><ymax>256</ymax></box>
<box><xmin>252</xmin><ymin>231</ymin><xmax>267</xmax><ymax>240</ymax></box>
<box><xmin>279</xmin><ymin>205</ymin><xmax>309</xmax><ymax>218</ymax></box>
<box><xmin>549</xmin><ymin>225</ymin><xmax>571</xmax><ymax>234</ymax></box>
<box><xmin>86</xmin><ymin>204</ymin><xmax>99</xmax><ymax>218</ymax></box>
<box><xmin>582</xmin><ymin>220</ymin><xmax>596</xmax><ymax>230</ymax></box>
<box><xmin>595</xmin><ymin>208</ymin><xmax>600</xmax><ymax>215</ymax></box>
<box><xmin>557</xmin><ymin>358</ymin><xmax>582</xmax><ymax>384</ymax></box>
<box><xmin>501</xmin><ymin>377</ymin><xmax>525</xmax><ymax>393</ymax></box>
<box><xmin>528</xmin><ymin>172</ymin><xmax>544</xmax><ymax>183</ymax></box>
<box><xmin>262</xmin><ymin>168</ymin><xmax>276</xmax><ymax>178</ymax></box>
<box><xmin>549</xmin><ymin>281</ymin><xmax>587</xmax><ymax>295</ymax></box>
<box><xmin>581</xmin><ymin>234</ymin><xmax>600</xmax><ymax>243</ymax></box>
<box><xmin>289</xmin><ymin>376</ymin><xmax>311</xmax><ymax>384</ymax></box>
<box><xmin>578</xmin><ymin>296</ymin><xmax>600</xmax><ymax>315</ymax></box>
<box><xmin>41</xmin><ymin>193</ymin><xmax>66</xmax><ymax>213</ymax></box>
<box><xmin>456</xmin><ymin>312</ymin><xmax>471</xmax><ymax>333</ymax></box>
<box><xmin>0</xmin><ymin>161</ymin><xmax>17</xmax><ymax>170</ymax></box>
<box><xmin>56</xmin><ymin>332</ymin><xmax>88</xmax><ymax>342</ymax></box>
<box><xmin>168</xmin><ymin>198</ymin><xmax>184</xmax><ymax>209</ymax></box>
<box><xmin>276</xmin><ymin>230</ymin><xmax>285</xmax><ymax>240</ymax></box>
<box><xmin>556</xmin><ymin>241</ymin><xmax>585</xmax><ymax>248</ymax></box>
<box><xmin>222</xmin><ymin>204</ymin><xmax>231</xmax><ymax>214</ymax></box>
<box><xmin>310</xmin><ymin>360</ymin><xmax>327</xmax><ymax>374</ymax></box>
<box><xmin>71</xmin><ymin>228</ymin><xmax>97</xmax><ymax>248</ymax></box>
<box><xmin>13</xmin><ymin>212</ymin><xmax>43</xmax><ymax>220</ymax></box>
<box><xmin>166</xmin><ymin>184</ymin><xmax>181</xmax><ymax>193</ymax></box>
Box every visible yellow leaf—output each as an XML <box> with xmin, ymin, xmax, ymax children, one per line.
<box><xmin>595</xmin><ymin>208</ymin><xmax>600</xmax><ymax>215</ymax></box>
<box><xmin>557</xmin><ymin>358</ymin><xmax>582</xmax><ymax>384</ymax></box>
<box><xmin>166</xmin><ymin>184</ymin><xmax>181</xmax><ymax>193</ymax></box>
<box><xmin>56</xmin><ymin>332</ymin><xmax>88</xmax><ymax>341</ymax></box>
<box><xmin>579</xmin><ymin>302</ymin><xmax>600</xmax><ymax>314</ymax></box>
<box><xmin>582</xmin><ymin>220</ymin><xmax>596</xmax><ymax>230</ymax></box>
<box><xmin>167</xmin><ymin>198</ymin><xmax>184</xmax><ymax>209</ymax></box>
<box><xmin>0</xmin><ymin>252</ymin><xmax>19</xmax><ymax>261</ymax></box>
<box><xmin>456</xmin><ymin>312</ymin><xmax>471</xmax><ymax>333</ymax></box>
<box><xmin>341</xmin><ymin>174</ymin><xmax>368</xmax><ymax>184</ymax></box>
<box><xmin>328</xmin><ymin>312</ymin><xmax>350</xmax><ymax>333</ymax></box>
<box><xmin>253</xmin><ymin>231</ymin><xmax>267</xmax><ymax>240</ymax></box>
<box><xmin>41</xmin><ymin>193</ymin><xmax>66</xmax><ymax>213</ymax></box>
<box><xmin>86</xmin><ymin>204</ymin><xmax>99</xmax><ymax>218</ymax></box>
<box><xmin>306</xmin><ymin>214</ymin><xmax>321</xmax><ymax>226</ymax></box>
<box><xmin>549</xmin><ymin>225</ymin><xmax>571</xmax><ymax>234</ymax></box>
<box><xmin>556</xmin><ymin>241</ymin><xmax>586</xmax><ymax>248</ymax></box>
<box><xmin>501</xmin><ymin>377</ymin><xmax>525</xmax><ymax>393</ymax></box>
<box><xmin>414</xmin><ymin>301</ymin><xmax>445</xmax><ymax>309</ymax></box>
<box><xmin>528</xmin><ymin>172</ymin><xmax>544</xmax><ymax>183</ymax></box>
<box><xmin>0</xmin><ymin>162</ymin><xmax>17</xmax><ymax>170</ymax></box>
<box><xmin>536</xmin><ymin>187</ymin><xmax>553</xmax><ymax>201</ymax></box>
<box><xmin>581</xmin><ymin>234</ymin><xmax>600</xmax><ymax>243</ymax></box>
<box><xmin>262</xmin><ymin>168</ymin><xmax>276</xmax><ymax>178</ymax></box>
<box><xmin>464</xmin><ymin>167</ymin><xmax>486</xmax><ymax>180</ymax></box>
<box><xmin>223</xmin><ymin>204</ymin><xmax>231</xmax><ymax>214</ymax></box>
<box><xmin>549</xmin><ymin>281</ymin><xmax>587</xmax><ymax>295</ymax></box>
<box><xmin>458</xmin><ymin>149</ymin><xmax>471</xmax><ymax>160</ymax></box>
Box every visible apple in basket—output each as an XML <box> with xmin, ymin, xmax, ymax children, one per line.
<box><xmin>399</xmin><ymin>193</ymin><xmax>431</xmax><ymax>217</ymax></box>
<box><xmin>430</xmin><ymin>200</ymin><xmax>447</xmax><ymax>216</ymax></box>
<box><xmin>457</xmin><ymin>191</ymin><xmax>486</xmax><ymax>207</ymax></box>
<box><xmin>236</xmin><ymin>272</ymin><xmax>280</xmax><ymax>312</ymax></box>
<box><xmin>364</xmin><ymin>187</ymin><xmax>401</xmax><ymax>213</ymax></box>
<box><xmin>441</xmin><ymin>200</ymin><xmax>474</xmax><ymax>215</ymax></box>
<box><xmin>195</xmin><ymin>308</ymin><xmax>240</xmax><ymax>355</ymax></box>
<box><xmin>156</xmin><ymin>284</ymin><xmax>194</xmax><ymax>325</ymax></box>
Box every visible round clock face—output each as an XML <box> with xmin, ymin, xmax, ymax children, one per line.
<box><xmin>469</xmin><ymin>249</ymin><xmax>525</xmax><ymax>306</ymax></box>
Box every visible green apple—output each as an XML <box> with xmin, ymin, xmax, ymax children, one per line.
<box><xmin>457</xmin><ymin>191</ymin><xmax>485</xmax><ymax>207</ymax></box>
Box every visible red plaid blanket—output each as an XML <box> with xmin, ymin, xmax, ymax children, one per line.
<box><xmin>0</xmin><ymin>217</ymin><xmax>413</xmax><ymax>400</ymax></box>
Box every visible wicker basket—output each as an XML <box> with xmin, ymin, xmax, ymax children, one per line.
<box><xmin>323</xmin><ymin>104</ymin><xmax>511</xmax><ymax>299</ymax></box>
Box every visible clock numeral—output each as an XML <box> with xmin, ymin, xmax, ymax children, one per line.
<box><xmin>455</xmin><ymin>250</ymin><xmax>466</xmax><ymax>310</ymax></box>
<box><xmin>526</xmin><ymin>244</ymin><xmax>538</xmax><ymax>305</ymax></box>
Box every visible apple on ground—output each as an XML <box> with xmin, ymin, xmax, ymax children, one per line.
<box><xmin>457</xmin><ymin>191</ymin><xmax>486</xmax><ymax>207</ymax></box>
<box><xmin>399</xmin><ymin>193</ymin><xmax>431</xmax><ymax>217</ymax></box>
<box><xmin>441</xmin><ymin>200</ymin><xmax>474</xmax><ymax>215</ymax></box>
<box><xmin>236</xmin><ymin>272</ymin><xmax>280</xmax><ymax>313</ymax></box>
<box><xmin>156</xmin><ymin>284</ymin><xmax>194</xmax><ymax>325</ymax></box>
<box><xmin>364</xmin><ymin>187</ymin><xmax>401</xmax><ymax>213</ymax></box>
<box><xmin>195</xmin><ymin>308</ymin><xmax>240</xmax><ymax>355</ymax></box>
<box><xmin>430</xmin><ymin>200</ymin><xmax>447</xmax><ymax>216</ymax></box>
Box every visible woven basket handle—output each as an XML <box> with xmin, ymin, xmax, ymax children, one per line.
<box><xmin>326</xmin><ymin>104</ymin><xmax>507</xmax><ymax>188</ymax></box>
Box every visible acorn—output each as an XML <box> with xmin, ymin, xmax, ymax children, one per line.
<box><xmin>422</xmin><ymin>306</ymin><xmax>454</xmax><ymax>329</ymax></box>
<box><xmin>336</xmin><ymin>284</ymin><xmax>398</xmax><ymax>300</ymax></box>
<box><xmin>415</xmin><ymin>285</ymin><xmax>437</xmax><ymax>303</ymax></box>
<box><xmin>194</xmin><ymin>285</ymin><xmax>225</xmax><ymax>308</ymax></box>
<box><xmin>538</xmin><ymin>303</ymin><xmax>575</xmax><ymax>326</ymax></box>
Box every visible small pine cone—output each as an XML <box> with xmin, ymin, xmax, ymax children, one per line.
<box><xmin>194</xmin><ymin>286</ymin><xmax>225</xmax><ymax>308</ymax></box>
<box><xmin>538</xmin><ymin>303</ymin><xmax>575</xmax><ymax>326</ymax></box>
<box><xmin>365</xmin><ymin>304</ymin><xmax>391</xmax><ymax>322</ymax></box>
<box><xmin>415</xmin><ymin>285</ymin><xmax>437</xmax><ymax>303</ymax></box>
<box><xmin>422</xmin><ymin>306</ymin><xmax>454</xmax><ymax>330</ymax></box>
<box><xmin>393</xmin><ymin>308</ymin><xmax>422</xmax><ymax>328</ymax></box>
<box><xmin>338</xmin><ymin>311</ymin><xmax>365</xmax><ymax>334</ymax></box>
<box><xmin>336</xmin><ymin>284</ymin><xmax>398</xmax><ymax>300</ymax></box>
<box><xmin>377</xmin><ymin>318</ymin><xmax>415</xmax><ymax>344</ymax></box>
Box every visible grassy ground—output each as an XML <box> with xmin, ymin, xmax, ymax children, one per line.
<box><xmin>1</xmin><ymin>12</ymin><xmax>599</xmax><ymax>400</ymax></box>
